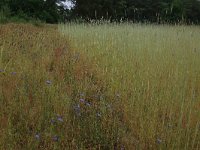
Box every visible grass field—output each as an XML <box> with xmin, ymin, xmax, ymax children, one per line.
<box><xmin>1</xmin><ymin>23</ymin><xmax>200</xmax><ymax>149</ymax></box>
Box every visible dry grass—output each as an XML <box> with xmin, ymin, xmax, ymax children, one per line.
<box><xmin>59</xmin><ymin>23</ymin><xmax>200</xmax><ymax>149</ymax></box>
<box><xmin>0</xmin><ymin>23</ymin><xmax>123</xmax><ymax>149</ymax></box>
<box><xmin>1</xmin><ymin>22</ymin><xmax>200</xmax><ymax>149</ymax></box>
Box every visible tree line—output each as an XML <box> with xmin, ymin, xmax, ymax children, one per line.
<box><xmin>0</xmin><ymin>0</ymin><xmax>68</xmax><ymax>23</ymax></box>
<box><xmin>1</xmin><ymin>0</ymin><xmax>200</xmax><ymax>24</ymax></box>
<box><xmin>71</xmin><ymin>0</ymin><xmax>200</xmax><ymax>23</ymax></box>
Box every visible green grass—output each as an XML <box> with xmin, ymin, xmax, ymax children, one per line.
<box><xmin>0</xmin><ymin>23</ymin><xmax>200</xmax><ymax>149</ymax></box>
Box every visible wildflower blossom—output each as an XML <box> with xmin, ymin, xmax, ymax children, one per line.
<box><xmin>57</xmin><ymin>115</ymin><xmax>64</xmax><ymax>122</ymax></box>
<box><xmin>35</xmin><ymin>134</ymin><xmax>40</xmax><ymax>140</ymax></box>
<box><xmin>51</xmin><ymin>119</ymin><xmax>56</xmax><ymax>124</ymax></box>
<box><xmin>80</xmin><ymin>98</ymin><xmax>85</xmax><ymax>103</ymax></box>
<box><xmin>121</xmin><ymin>145</ymin><xmax>125</xmax><ymax>150</ymax></box>
<box><xmin>11</xmin><ymin>72</ymin><xmax>17</xmax><ymax>75</ymax></box>
<box><xmin>46</xmin><ymin>80</ymin><xmax>52</xmax><ymax>85</ymax></box>
<box><xmin>74</xmin><ymin>104</ymin><xmax>81</xmax><ymax>116</ymax></box>
<box><xmin>157</xmin><ymin>138</ymin><xmax>162</xmax><ymax>144</ymax></box>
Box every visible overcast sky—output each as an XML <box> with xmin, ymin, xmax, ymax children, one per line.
<box><xmin>62</xmin><ymin>0</ymin><xmax>74</xmax><ymax>9</ymax></box>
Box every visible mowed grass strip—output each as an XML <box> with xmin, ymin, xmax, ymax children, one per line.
<box><xmin>59</xmin><ymin>23</ymin><xmax>200</xmax><ymax>149</ymax></box>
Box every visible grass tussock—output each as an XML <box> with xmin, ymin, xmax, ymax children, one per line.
<box><xmin>0</xmin><ymin>24</ymin><xmax>124</xmax><ymax>149</ymax></box>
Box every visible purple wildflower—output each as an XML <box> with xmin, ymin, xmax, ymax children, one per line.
<box><xmin>74</xmin><ymin>104</ymin><xmax>81</xmax><ymax>116</ymax></box>
<box><xmin>51</xmin><ymin>119</ymin><xmax>56</xmax><ymax>125</ymax></box>
<box><xmin>46</xmin><ymin>80</ymin><xmax>52</xmax><ymax>85</ymax></box>
<box><xmin>157</xmin><ymin>138</ymin><xmax>162</xmax><ymax>144</ymax></box>
<box><xmin>35</xmin><ymin>134</ymin><xmax>40</xmax><ymax>140</ymax></box>
<box><xmin>52</xmin><ymin>135</ymin><xmax>59</xmax><ymax>142</ymax></box>
<box><xmin>11</xmin><ymin>72</ymin><xmax>17</xmax><ymax>75</ymax></box>
<box><xmin>57</xmin><ymin>115</ymin><xmax>64</xmax><ymax>122</ymax></box>
<box><xmin>121</xmin><ymin>145</ymin><xmax>125</xmax><ymax>150</ymax></box>
<box><xmin>80</xmin><ymin>98</ymin><xmax>85</xmax><ymax>103</ymax></box>
<box><xmin>0</xmin><ymin>69</ymin><xmax>5</xmax><ymax>73</ymax></box>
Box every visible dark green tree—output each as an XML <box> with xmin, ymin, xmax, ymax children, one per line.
<box><xmin>70</xmin><ymin>0</ymin><xmax>200</xmax><ymax>23</ymax></box>
<box><xmin>1</xmin><ymin>0</ymin><xmax>200</xmax><ymax>23</ymax></box>
<box><xmin>0</xmin><ymin>0</ymin><xmax>68</xmax><ymax>23</ymax></box>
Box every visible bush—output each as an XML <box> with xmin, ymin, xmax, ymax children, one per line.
<box><xmin>0</xmin><ymin>6</ymin><xmax>11</xmax><ymax>24</ymax></box>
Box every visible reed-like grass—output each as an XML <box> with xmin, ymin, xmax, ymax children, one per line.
<box><xmin>0</xmin><ymin>23</ymin><xmax>123</xmax><ymax>149</ymax></box>
<box><xmin>1</xmin><ymin>22</ymin><xmax>200</xmax><ymax>149</ymax></box>
<box><xmin>59</xmin><ymin>23</ymin><xmax>200</xmax><ymax>149</ymax></box>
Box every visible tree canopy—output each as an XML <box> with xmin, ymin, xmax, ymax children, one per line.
<box><xmin>0</xmin><ymin>0</ymin><xmax>200</xmax><ymax>23</ymax></box>
<box><xmin>71</xmin><ymin>0</ymin><xmax>200</xmax><ymax>23</ymax></box>
<box><xmin>0</xmin><ymin>0</ymin><xmax>68</xmax><ymax>23</ymax></box>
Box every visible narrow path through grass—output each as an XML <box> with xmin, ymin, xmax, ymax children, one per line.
<box><xmin>0</xmin><ymin>23</ymin><xmax>125</xmax><ymax>149</ymax></box>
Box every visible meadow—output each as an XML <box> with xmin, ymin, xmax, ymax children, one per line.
<box><xmin>0</xmin><ymin>23</ymin><xmax>200</xmax><ymax>149</ymax></box>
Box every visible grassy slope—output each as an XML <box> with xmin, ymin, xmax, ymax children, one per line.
<box><xmin>59</xmin><ymin>23</ymin><xmax>200</xmax><ymax>149</ymax></box>
<box><xmin>0</xmin><ymin>24</ymin><xmax>123</xmax><ymax>149</ymax></box>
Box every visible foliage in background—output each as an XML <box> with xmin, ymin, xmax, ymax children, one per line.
<box><xmin>0</xmin><ymin>0</ymin><xmax>200</xmax><ymax>23</ymax></box>
<box><xmin>0</xmin><ymin>0</ymin><xmax>69</xmax><ymax>23</ymax></box>
<box><xmin>70</xmin><ymin>0</ymin><xmax>200</xmax><ymax>23</ymax></box>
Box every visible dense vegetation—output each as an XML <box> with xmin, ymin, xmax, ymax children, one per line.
<box><xmin>60</xmin><ymin>23</ymin><xmax>200</xmax><ymax>149</ymax></box>
<box><xmin>1</xmin><ymin>22</ymin><xmax>200</xmax><ymax>149</ymax></box>
<box><xmin>0</xmin><ymin>0</ymin><xmax>68</xmax><ymax>23</ymax></box>
<box><xmin>0</xmin><ymin>0</ymin><xmax>200</xmax><ymax>149</ymax></box>
<box><xmin>0</xmin><ymin>0</ymin><xmax>200</xmax><ymax>23</ymax></box>
<box><xmin>72</xmin><ymin>0</ymin><xmax>200</xmax><ymax>23</ymax></box>
<box><xmin>0</xmin><ymin>23</ymin><xmax>123</xmax><ymax>149</ymax></box>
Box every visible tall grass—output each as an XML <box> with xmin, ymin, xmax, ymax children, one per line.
<box><xmin>1</xmin><ymin>22</ymin><xmax>200</xmax><ymax>149</ymax></box>
<box><xmin>0</xmin><ymin>23</ymin><xmax>123</xmax><ymax>149</ymax></box>
<box><xmin>59</xmin><ymin>23</ymin><xmax>200</xmax><ymax>149</ymax></box>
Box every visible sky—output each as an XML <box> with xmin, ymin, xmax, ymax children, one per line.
<box><xmin>53</xmin><ymin>0</ymin><xmax>74</xmax><ymax>9</ymax></box>
<box><xmin>62</xmin><ymin>0</ymin><xmax>74</xmax><ymax>9</ymax></box>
